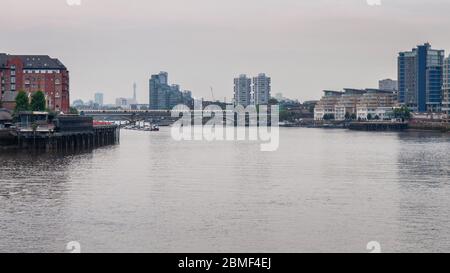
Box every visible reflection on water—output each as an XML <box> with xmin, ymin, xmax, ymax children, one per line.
<box><xmin>1</xmin><ymin>128</ymin><xmax>450</xmax><ymax>253</ymax></box>
<box><xmin>396</xmin><ymin>131</ymin><xmax>450</xmax><ymax>253</ymax></box>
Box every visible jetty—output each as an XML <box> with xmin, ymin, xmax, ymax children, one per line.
<box><xmin>0</xmin><ymin>111</ymin><xmax>119</xmax><ymax>151</ymax></box>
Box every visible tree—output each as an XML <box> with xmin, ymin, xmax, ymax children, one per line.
<box><xmin>15</xmin><ymin>91</ymin><xmax>29</xmax><ymax>112</ymax></box>
<box><xmin>367</xmin><ymin>113</ymin><xmax>373</xmax><ymax>120</ymax></box>
<box><xmin>268</xmin><ymin>98</ymin><xmax>279</xmax><ymax>105</ymax></box>
<box><xmin>69</xmin><ymin>107</ymin><xmax>79</xmax><ymax>115</ymax></box>
<box><xmin>351</xmin><ymin>113</ymin><xmax>357</xmax><ymax>120</ymax></box>
<box><xmin>30</xmin><ymin>91</ymin><xmax>46</xmax><ymax>111</ymax></box>
<box><xmin>345</xmin><ymin>112</ymin><xmax>351</xmax><ymax>120</ymax></box>
<box><xmin>393</xmin><ymin>106</ymin><xmax>412</xmax><ymax>121</ymax></box>
<box><xmin>323</xmin><ymin>113</ymin><xmax>335</xmax><ymax>120</ymax></box>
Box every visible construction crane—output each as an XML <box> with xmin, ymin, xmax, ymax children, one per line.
<box><xmin>210</xmin><ymin>86</ymin><xmax>215</xmax><ymax>102</ymax></box>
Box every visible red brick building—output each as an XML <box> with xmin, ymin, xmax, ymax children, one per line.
<box><xmin>0</xmin><ymin>54</ymin><xmax>70</xmax><ymax>113</ymax></box>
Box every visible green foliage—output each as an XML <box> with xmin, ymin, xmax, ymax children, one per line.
<box><xmin>45</xmin><ymin>110</ymin><xmax>57</xmax><ymax>122</ymax></box>
<box><xmin>393</xmin><ymin>106</ymin><xmax>412</xmax><ymax>121</ymax></box>
<box><xmin>323</xmin><ymin>113</ymin><xmax>335</xmax><ymax>120</ymax></box>
<box><xmin>280</xmin><ymin>110</ymin><xmax>295</xmax><ymax>122</ymax></box>
<box><xmin>344</xmin><ymin>112</ymin><xmax>351</xmax><ymax>120</ymax></box>
<box><xmin>69</xmin><ymin>107</ymin><xmax>79</xmax><ymax>115</ymax></box>
<box><xmin>268</xmin><ymin>98</ymin><xmax>279</xmax><ymax>105</ymax></box>
<box><xmin>30</xmin><ymin>91</ymin><xmax>46</xmax><ymax>111</ymax></box>
<box><xmin>15</xmin><ymin>91</ymin><xmax>30</xmax><ymax>112</ymax></box>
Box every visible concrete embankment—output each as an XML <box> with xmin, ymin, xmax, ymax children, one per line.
<box><xmin>408</xmin><ymin>121</ymin><xmax>450</xmax><ymax>132</ymax></box>
<box><xmin>348</xmin><ymin>122</ymin><xmax>408</xmax><ymax>131</ymax></box>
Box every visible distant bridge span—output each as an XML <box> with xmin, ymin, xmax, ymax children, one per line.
<box><xmin>80</xmin><ymin>109</ymin><xmax>235</xmax><ymax>118</ymax></box>
<box><xmin>81</xmin><ymin>109</ymin><xmax>172</xmax><ymax>116</ymax></box>
<box><xmin>80</xmin><ymin>110</ymin><xmax>175</xmax><ymax>124</ymax></box>
<box><xmin>80</xmin><ymin>109</ymin><xmax>255</xmax><ymax>125</ymax></box>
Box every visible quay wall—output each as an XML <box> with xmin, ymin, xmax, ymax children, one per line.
<box><xmin>408</xmin><ymin>121</ymin><xmax>450</xmax><ymax>132</ymax></box>
<box><xmin>13</xmin><ymin>125</ymin><xmax>120</xmax><ymax>151</ymax></box>
<box><xmin>348</xmin><ymin>122</ymin><xmax>408</xmax><ymax>131</ymax></box>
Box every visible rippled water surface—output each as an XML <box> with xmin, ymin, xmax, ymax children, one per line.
<box><xmin>1</xmin><ymin>128</ymin><xmax>450</xmax><ymax>253</ymax></box>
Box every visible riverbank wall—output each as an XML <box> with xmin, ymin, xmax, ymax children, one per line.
<box><xmin>408</xmin><ymin>120</ymin><xmax>450</xmax><ymax>132</ymax></box>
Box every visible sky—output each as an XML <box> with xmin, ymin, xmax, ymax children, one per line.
<box><xmin>2</xmin><ymin>0</ymin><xmax>450</xmax><ymax>104</ymax></box>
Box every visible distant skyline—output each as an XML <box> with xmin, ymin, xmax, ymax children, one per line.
<box><xmin>2</xmin><ymin>0</ymin><xmax>450</xmax><ymax>104</ymax></box>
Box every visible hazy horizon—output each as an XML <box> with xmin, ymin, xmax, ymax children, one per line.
<box><xmin>2</xmin><ymin>0</ymin><xmax>450</xmax><ymax>104</ymax></box>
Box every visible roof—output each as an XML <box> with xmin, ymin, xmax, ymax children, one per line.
<box><xmin>323</xmin><ymin>90</ymin><xmax>343</xmax><ymax>96</ymax></box>
<box><xmin>0</xmin><ymin>109</ymin><xmax>13</xmax><ymax>121</ymax></box>
<box><xmin>343</xmin><ymin>88</ymin><xmax>366</xmax><ymax>94</ymax></box>
<box><xmin>0</xmin><ymin>53</ymin><xmax>66</xmax><ymax>70</ymax></box>
<box><xmin>365</xmin><ymin>88</ymin><xmax>395</xmax><ymax>94</ymax></box>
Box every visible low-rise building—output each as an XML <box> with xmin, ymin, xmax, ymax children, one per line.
<box><xmin>0</xmin><ymin>53</ymin><xmax>70</xmax><ymax>112</ymax></box>
<box><xmin>356</xmin><ymin>89</ymin><xmax>396</xmax><ymax>120</ymax></box>
<box><xmin>379</xmin><ymin>79</ymin><xmax>398</xmax><ymax>92</ymax></box>
<box><xmin>335</xmin><ymin>89</ymin><xmax>366</xmax><ymax>120</ymax></box>
<box><xmin>314</xmin><ymin>88</ymin><xmax>397</xmax><ymax>121</ymax></box>
<box><xmin>314</xmin><ymin>90</ymin><xmax>343</xmax><ymax>120</ymax></box>
<box><xmin>115</xmin><ymin>97</ymin><xmax>130</xmax><ymax>109</ymax></box>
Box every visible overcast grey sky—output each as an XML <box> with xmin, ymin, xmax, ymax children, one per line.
<box><xmin>2</xmin><ymin>0</ymin><xmax>450</xmax><ymax>104</ymax></box>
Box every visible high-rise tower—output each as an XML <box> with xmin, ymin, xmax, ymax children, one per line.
<box><xmin>398</xmin><ymin>43</ymin><xmax>444</xmax><ymax>112</ymax></box>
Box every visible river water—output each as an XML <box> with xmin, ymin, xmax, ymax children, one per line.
<box><xmin>1</xmin><ymin>128</ymin><xmax>450</xmax><ymax>253</ymax></box>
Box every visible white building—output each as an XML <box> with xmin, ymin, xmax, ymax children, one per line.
<box><xmin>314</xmin><ymin>89</ymin><xmax>396</xmax><ymax>121</ymax></box>
<box><xmin>234</xmin><ymin>74</ymin><xmax>252</xmax><ymax>107</ymax></box>
<box><xmin>356</xmin><ymin>107</ymin><xmax>394</xmax><ymax>121</ymax></box>
<box><xmin>379</xmin><ymin>79</ymin><xmax>398</xmax><ymax>92</ymax></box>
<box><xmin>334</xmin><ymin>89</ymin><xmax>366</xmax><ymax>120</ymax></box>
<box><xmin>314</xmin><ymin>90</ymin><xmax>343</xmax><ymax>120</ymax></box>
<box><xmin>356</xmin><ymin>89</ymin><xmax>396</xmax><ymax>120</ymax></box>
<box><xmin>253</xmin><ymin>73</ymin><xmax>271</xmax><ymax>105</ymax></box>
<box><xmin>115</xmin><ymin>97</ymin><xmax>129</xmax><ymax>109</ymax></box>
